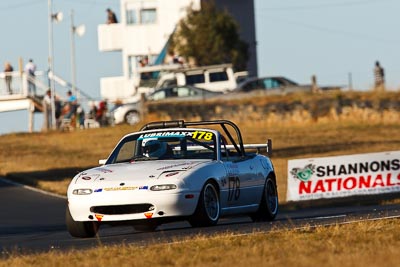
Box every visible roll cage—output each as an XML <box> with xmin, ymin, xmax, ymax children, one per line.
<box><xmin>140</xmin><ymin>120</ymin><xmax>247</xmax><ymax>157</ymax></box>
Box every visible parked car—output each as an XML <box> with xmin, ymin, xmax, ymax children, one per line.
<box><xmin>235</xmin><ymin>76</ymin><xmax>341</xmax><ymax>94</ymax></box>
<box><xmin>111</xmin><ymin>85</ymin><xmax>223</xmax><ymax>125</ymax></box>
<box><xmin>155</xmin><ymin>64</ymin><xmax>247</xmax><ymax>92</ymax></box>
<box><xmin>66</xmin><ymin>119</ymin><xmax>278</xmax><ymax>238</ymax></box>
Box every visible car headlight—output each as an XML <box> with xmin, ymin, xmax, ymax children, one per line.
<box><xmin>72</xmin><ymin>189</ymin><xmax>93</xmax><ymax>195</ymax></box>
<box><xmin>150</xmin><ymin>184</ymin><xmax>177</xmax><ymax>191</ymax></box>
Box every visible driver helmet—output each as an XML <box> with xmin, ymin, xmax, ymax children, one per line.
<box><xmin>142</xmin><ymin>139</ymin><xmax>167</xmax><ymax>158</ymax></box>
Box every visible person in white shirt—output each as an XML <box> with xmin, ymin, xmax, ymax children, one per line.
<box><xmin>24</xmin><ymin>59</ymin><xmax>37</xmax><ymax>96</ymax></box>
<box><xmin>43</xmin><ymin>89</ymin><xmax>52</xmax><ymax>129</ymax></box>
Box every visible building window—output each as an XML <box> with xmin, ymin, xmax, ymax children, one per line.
<box><xmin>140</xmin><ymin>8</ymin><xmax>157</xmax><ymax>24</ymax></box>
<box><xmin>126</xmin><ymin>8</ymin><xmax>137</xmax><ymax>25</ymax></box>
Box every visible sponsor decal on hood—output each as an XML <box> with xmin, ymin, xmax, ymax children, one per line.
<box><xmin>73</xmin><ymin>160</ymin><xmax>207</xmax><ymax>185</ymax></box>
<box><xmin>156</xmin><ymin>161</ymin><xmax>200</xmax><ymax>171</ymax></box>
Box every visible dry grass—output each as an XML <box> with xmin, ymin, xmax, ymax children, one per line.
<box><xmin>1</xmin><ymin>119</ymin><xmax>400</xmax><ymax>201</ymax></box>
<box><xmin>1</xmin><ymin>219</ymin><xmax>399</xmax><ymax>267</ymax></box>
<box><xmin>1</xmin><ymin>105</ymin><xmax>400</xmax><ymax>265</ymax></box>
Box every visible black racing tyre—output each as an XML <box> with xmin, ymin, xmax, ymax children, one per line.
<box><xmin>124</xmin><ymin>110</ymin><xmax>140</xmax><ymax>125</ymax></box>
<box><xmin>251</xmin><ymin>177</ymin><xmax>278</xmax><ymax>222</ymax></box>
<box><xmin>66</xmin><ymin>207</ymin><xmax>99</xmax><ymax>238</ymax></box>
<box><xmin>189</xmin><ymin>181</ymin><xmax>220</xmax><ymax>227</ymax></box>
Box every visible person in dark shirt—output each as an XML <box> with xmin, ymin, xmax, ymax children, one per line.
<box><xmin>374</xmin><ymin>61</ymin><xmax>385</xmax><ymax>92</ymax></box>
<box><xmin>106</xmin><ymin>8</ymin><xmax>118</xmax><ymax>24</ymax></box>
<box><xmin>4</xmin><ymin>61</ymin><xmax>13</xmax><ymax>94</ymax></box>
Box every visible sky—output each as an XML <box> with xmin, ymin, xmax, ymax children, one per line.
<box><xmin>0</xmin><ymin>0</ymin><xmax>399</xmax><ymax>135</ymax></box>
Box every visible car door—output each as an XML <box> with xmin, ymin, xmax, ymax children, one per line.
<box><xmin>219</xmin><ymin>137</ymin><xmax>263</xmax><ymax>214</ymax></box>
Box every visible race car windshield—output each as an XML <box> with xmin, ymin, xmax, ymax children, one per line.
<box><xmin>108</xmin><ymin>129</ymin><xmax>217</xmax><ymax>163</ymax></box>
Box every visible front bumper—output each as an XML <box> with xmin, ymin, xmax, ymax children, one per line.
<box><xmin>68</xmin><ymin>190</ymin><xmax>199</xmax><ymax>222</ymax></box>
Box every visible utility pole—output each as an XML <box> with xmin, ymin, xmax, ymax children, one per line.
<box><xmin>70</xmin><ymin>10</ymin><xmax>77</xmax><ymax>98</ymax></box>
<box><xmin>348</xmin><ymin>72</ymin><xmax>353</xmax><ymax>91</ymax></box>
<box><xmin>48</xmin><ymin>0</ymin><xmax>56</xmax><ymax>130</ymax></box>
<box><xmin>70</xmin><ymin>10</ymin><xmax>85</xmax><ymax>101</ymax></box>
<box><xmin>47</xmin><ymin>0</ymin><xmax>63</xmax><ymax>130</ymax></box>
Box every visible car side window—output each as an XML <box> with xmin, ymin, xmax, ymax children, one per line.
<box><xmin>186</xmin><ymin>73</ymin><xmax>205</xmax><ymax>85</ymax></box>
<box><xmin>176</xmin><ymin>87</ymin><xmax>191</xmax><ymax>97</ymax></box>
<box><xmin>209</xmin><ymin>71</ymin><xmax>228</xmax><ymax>82</ymax></box>
<box><xmin>170</xmin><ymin>87</ymin><xmax>179</xmax><ymax>97</ymax></box>
<box><xmin>243</xmin><ymin>81</ymin><xmax>257</xmax><ymax>92</ymax></box>
<box><xmin>264</xmin><ymin>79</ymin><xmax>272</xmax><ymax>88</ymax></box>
<box><xmin>152</xmin><ymin>90</ymin><xmax>166</xmax><ymax>100</ymax></box>
<box><xmin>264</xmin><ymin>78</ymin><xmax>281</xmax><ymax>89</ymax></box>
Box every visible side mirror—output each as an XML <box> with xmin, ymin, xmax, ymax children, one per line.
<box><xmin>98</xmin><ymin>159</ymin><xmax>107</xmax><ymax>165</ymax></box>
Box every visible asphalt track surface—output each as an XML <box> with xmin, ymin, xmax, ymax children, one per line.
<box><xmin>1</xmin><ymin>178</ymin><xmax>400</xmax><ymax>255</ymax></box>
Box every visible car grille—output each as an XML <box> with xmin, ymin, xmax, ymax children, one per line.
<box><xmin>90</xmin><ymin>204</ymin><xmax>153</xmax><ymax>215</ymax></box>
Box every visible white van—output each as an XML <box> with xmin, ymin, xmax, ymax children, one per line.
<box><xmin>155</xmin><ymin>64</ymin><xmax>247</xmax><ymax>92</ymax></box>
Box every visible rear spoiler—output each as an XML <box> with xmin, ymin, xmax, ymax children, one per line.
<box><xmin>240</xmin><ymin>139</ymin><xmax>272</xmax><ymax>157</ymax></box>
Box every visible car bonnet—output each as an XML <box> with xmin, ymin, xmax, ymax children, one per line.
<box><xmin>72</xmin><ymin>159</ymin><xmax>209</xmax><ymax>185</ymax></box>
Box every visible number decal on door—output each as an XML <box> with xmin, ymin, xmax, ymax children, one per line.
<box><xmin>227</xmin><ymin>176</ymin><xmax>240</xmax><ymax>201</ymax></box>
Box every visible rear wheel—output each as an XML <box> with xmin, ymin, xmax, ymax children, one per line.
<box><xmin>251</xmin><ymin>177</ymin><xmax>278</xmax><ymax>222</ymax></box>
<box><xmin>124</xmin><ymin>110</ymin><xmax>140</xmax><ymax>125</ymax></box>
<box><xmin>66</xmin><ymin>207</ymin><xmax>99</xmax><ymax>238</ymax></box>
<box><xmin>189</xmin><ymin>181</ymin><xmax>220</xmax><ymax>227</ymax></box>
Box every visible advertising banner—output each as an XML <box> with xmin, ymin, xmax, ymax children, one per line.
<box><xmin>287</xmin><ymin>151</ymin><xmax>400</xmax><ymax>201</ymax></box>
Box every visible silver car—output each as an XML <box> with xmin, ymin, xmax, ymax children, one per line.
<box><xmin>111</xmin><ymin>85</ymin><xmax>223</xmax><ymax>125</ymax></box>
<box><xmin>235</xmin><ymin>76</ymin><xmax>342</xmax><ymax>94</ymax></box>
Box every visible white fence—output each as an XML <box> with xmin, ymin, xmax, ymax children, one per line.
<box><xmin>0</xmin><ymin>71</ymin><xmax>48</xmax><ymax>98</ymax></box>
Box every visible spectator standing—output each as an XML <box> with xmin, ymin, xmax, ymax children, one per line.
<box><xmin>168</xmin><ymin>51</ymin><xmax>184</xmax><ymax>65</ymax></box>
<box><xmin>106</xmin><ymin>8</ymin><xmax>118</xmax><ymax>24</ymax></box>
<box><xmin>88</xmin><ymin>101</ymin><xmax>98</xmax><ymax>120</ymax></box>
<box><xmin>76</xmin><ymin>105</ymin><xmax>85</xmax><ymax>129</ymax></box>
<box><xmin>4</xmin><ymin>62</ymin><xmax>13</xmax><ymax>94</ymax></box>
<box><xmin>25</xmin><ymin>59</ymin><xmax>37</xmax><ymax>96</ymax></box>
<box><xmin>42</xmin><ymin>89</ymin><xmax>52</xmax><ymax>130</ymax></box>
<box><xmin>374</xmin><ymin>61</ymin><xmax>385</xmax><ymax>92</ymax></box>
<box><xmin>96</xmin><ymin>99</ymin><xmax>108</xmax><ymax>126</ymax></box>
<box><xmin>65</xmin><ymin>90</ymin><xmax>78</xmax><ymax>119</ymax></box>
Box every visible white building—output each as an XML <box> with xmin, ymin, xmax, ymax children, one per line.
<box><xmin>98</xmin><ymin>0</ymin><xmax>257</xmax><ymax>101</ymax></box>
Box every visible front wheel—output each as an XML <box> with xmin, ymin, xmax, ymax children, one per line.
<box><xmin>251</xmin><ymin>177</ymin><xmax>278</xmax><ymax>222</ymax></box>
<box><xmin>189</xmin><ymin>181</ymin><xmax>220</xmax><ymax>227</ymax></box>
<box><xmin>124</xmin><ymin>110</ymin><xmax>140</xmax><ymax>125</ymax></box>
<box><xmin>66</xmin><ymin>207</ymin><xmax>99</xmax><ymax>238</ymax></box>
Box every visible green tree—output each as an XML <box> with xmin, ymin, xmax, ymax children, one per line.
<box><xmin>171</xmin><ymin>2</ymin><xmax>249</xmax><ymax>71</ymax></box>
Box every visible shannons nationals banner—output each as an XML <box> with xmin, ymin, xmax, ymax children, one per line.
<box><xmin>287</xmin><ymin>151</ymin><xmax>400</xmax><ymax>201</ymax></box>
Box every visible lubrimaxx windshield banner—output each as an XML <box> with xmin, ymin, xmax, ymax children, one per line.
<box><xmin>287</xmin><ymin>151</ymin><xmax>400</xmax><ymax>201</ymax></box>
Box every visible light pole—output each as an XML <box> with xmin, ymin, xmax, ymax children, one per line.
<box><xmin>47</xmin><ymin>0</ymin><xmax>63</xmax><ymax>130</ymax></box>
<box><xmin>70</xmin><ymin>9</ymin><xmax>85</xmax><ymax>101</ymax></box>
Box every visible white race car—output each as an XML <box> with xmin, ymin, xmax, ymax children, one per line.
<box><xmin>66</xmin><ymin>120</ymin><xmax>278</xmax><ymax>238</ymax></box>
